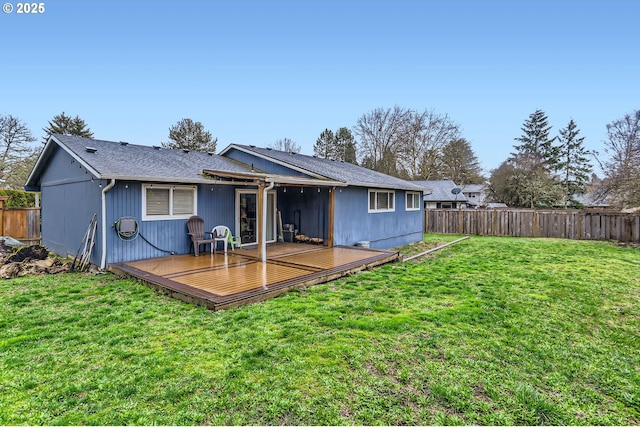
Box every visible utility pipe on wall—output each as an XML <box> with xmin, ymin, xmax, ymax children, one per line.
<box><xmin>100</xmin><ymin>179</ymin><xmax>116</xmax><ymax>269</ymax></box>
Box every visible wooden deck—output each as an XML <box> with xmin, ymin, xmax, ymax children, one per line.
<box><xmin>110</xmin><ymin>243</ymin><xmax>399</xmax><ymax>310</ymax></box>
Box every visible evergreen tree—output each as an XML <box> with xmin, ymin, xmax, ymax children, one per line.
<box><xmin>509</xmin><ymin>109</ymin><xmax>563</xmax><ymax>207</ymax></box>
<box><xmin>162</xmin><ymin>118</ymin><xmax>217</xmax><ymax>152</ymax></box>
<box><xmin>314</xmin><ymin>129</ymin><xmax>335</xmax><ymax>158</ymax></box>
<box><xmin>556</xmin><ymin>119</ymin><xmax>592</xmax><ymax>207</ymax></box>
<box><xmin>439</xmin><ymin>138</ymin><xmax>484</xmax><ymax>184</ymax></box>
<box><xmin>42</xmin><ymin>112</ymin><xmax>93</xmax><ymax>143</ymax></box>
<box><xmin>314</xmin><ymin>127</ymin><xmax>358</xmax><ymax>164</ymax></box>
<box><xmin>512</xmin><ymin>109</ymin><xmax>559</xmax><ymax>166</ymax></box>
<box><xmin>335</xmin><ymin>127</ymin><xmax>357</xmax><ymax>164</ymax></box>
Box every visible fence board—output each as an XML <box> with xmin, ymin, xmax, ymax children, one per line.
<box><xmin>426</xmin><ymin>209</ymin><xmax>640</xmax><ymax>243</ymax></box>
<box><xmin>1</xmin><ymin>207</ymin><xmax>41</xmax><ymax>245</ymax></box>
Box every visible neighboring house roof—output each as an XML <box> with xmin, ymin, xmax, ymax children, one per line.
<box><xmin>26</xmin><ymin>134</ymin><xmax>253</xmax><ymax>190</ymax></box>
<box><xmin>572</xmin><ymin>192</ymin><xmax>611</xmax><ymax>208</ymax></box>
<box><xmin>485</xmin><ymin>202</ymin><xmax>508</xmax><ymax>209</ymax></box>
<box><xmin>412</xmin><ymin>180</ymin><xmax>468</xmax><ymax>202</ymax></box>
<box><xmin>461</xmin><ymin>183</ymin><xmax>486</xmax><ymax>194</ymax></box>
<box><xmin>221</xmin><ymin>144</ymin><xmax>424</xmax><ymax>191</ymax></box>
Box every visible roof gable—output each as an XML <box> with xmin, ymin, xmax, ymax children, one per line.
<box><xmin>26</xmin><ymin>135</ymin><xmax>252</xmax><ymax>189</ymax></box>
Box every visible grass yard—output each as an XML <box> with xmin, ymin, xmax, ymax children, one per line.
<box><xmin>0</xmin><ymin>235</ymin><xmax>638</xmax><ymax>425</ymax></box>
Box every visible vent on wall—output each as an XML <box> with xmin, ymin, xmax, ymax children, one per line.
<box><xmin>85</xmin><ymin>147</ymin><xmax>98</xmax><ymax>153</ymax></box>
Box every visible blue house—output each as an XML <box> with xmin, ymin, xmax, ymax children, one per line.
<box><xmin>25</xmin><ymin>135</ymin><xmax>424</xmax><ymax>269</ymax></box>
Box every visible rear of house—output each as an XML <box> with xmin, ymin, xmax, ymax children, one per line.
<box><xmin>25</xmin><ymin>135</ymin><xmax>424</xmax><ymax>267</ymax></box>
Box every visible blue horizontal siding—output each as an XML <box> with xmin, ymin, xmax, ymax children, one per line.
<box><xmin>333</xmin><ymin>187</ymin><xmax>423</xmax><ymax>249</ymax></box>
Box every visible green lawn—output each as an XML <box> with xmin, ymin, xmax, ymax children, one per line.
<box><xmin>1</xmin><ymin>236</ymin><xmax>638</xmax><ymax>425</ymax></box>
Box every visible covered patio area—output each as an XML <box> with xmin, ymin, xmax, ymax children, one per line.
<box><xmin>110</xmin><ymin>243</ymin><xmax>399</xmax><ymax>310</ymax></box>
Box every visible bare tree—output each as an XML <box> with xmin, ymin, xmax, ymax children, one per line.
<box><xmin>354</xmin><ymin>106</ymin><xmax>461</xmax><ymax>179</ymax></box>
<box><xmin>269</xmin><ymin>138</ymin><xmax>301</xmax><ymax>153</ymax></box>
<box><xmin>0</xmin><ymin>115</ymin><xmax>37</xmax><ymax>189</ymax></box>
<box><xmin>354</xmin><ymin>106</ymin><xmax>409</xmax><ymax>176</ymax></box>
<box><xmin>400</xmin><ymin>110</ymin><xmax>461</xmax><ymax>180</ymax></box>
<box><xmin>487</xmin><ymin>158</ymin><xmax>563</xmax><ymax>208</ymax></box>
<box><xmin>598</xmin><ymin>109</ymin><xmax>640</xmax><ymax>208</ymax></box>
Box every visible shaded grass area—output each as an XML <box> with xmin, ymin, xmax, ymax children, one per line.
<box><xmin>1</xmin><ymin>236</ymin><xmax>638</xmax><ymax>425</ymax></box>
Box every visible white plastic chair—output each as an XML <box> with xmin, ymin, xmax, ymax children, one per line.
<box><xmin>211</xmin><ymin>225</ymin><xmax>231</xmax><ymax>253</ymax></box>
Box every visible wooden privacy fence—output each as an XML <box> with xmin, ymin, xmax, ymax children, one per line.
<box><xmin>425</xmin><ymin>209</ymin><xmax>640</xmax><ymax>243</ymax></box>
<box><xmin>0</xmin><ymin>196</ymin><xmax>41</xmax><ymax>245</ymax></box>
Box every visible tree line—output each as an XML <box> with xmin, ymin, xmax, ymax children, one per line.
<box><xmin>2</xmin><ymin>107</ymin><xmax>639</xmax><ymax>209</ymax></box>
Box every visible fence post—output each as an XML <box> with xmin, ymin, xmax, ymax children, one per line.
<box><xmin>424</xmin><ymin>209</ymin><xmax>428</xmax><ymax>233</ymax></box>
<box><xmin>577</xmin><ymin>210</ymin><xmax>582</xmax><ymax>240</ymax></box>
<box><xmin>0</xmin><ymin>196</ymin><xmax>8</xmax><ymax>236</ymax></box>
<box><xmin>533</xmin><ymin>209</ymin><xmax>537</xmax><ymax>238</ymax></box>
<box><xmin>493</xmin><ymin>209</ymin><xmax>497</xmax><ymax>236</ymax></box>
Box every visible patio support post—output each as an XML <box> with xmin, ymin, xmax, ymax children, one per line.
<box><xmin>327</xmin><ymin>187</ymin><xmax>335</xmax><ymax>247</ymax></box>
<box><xmin>259</xmin><ymin>181</ymin><xmax>275</xmax><ymax>262</ymax></box>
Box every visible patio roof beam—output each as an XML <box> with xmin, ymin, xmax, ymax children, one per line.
<box><xmin>202</xmin><ymin>169</ymin><xmax>345</xmax><ymax>188</ymax></box>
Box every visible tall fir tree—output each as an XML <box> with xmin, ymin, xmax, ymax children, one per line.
<box><xmin>314</xmin><ymin>129</ymin><xmax>335</xmax><ymax>158</ymax></box>
<box><xmin>314</xmin><ymin>127</ymin><xmax>358</xmax><ymax>164</ymax></box>
<box><xmin>439</xmin><ymin>138</ymin><xmax>484</xmax><ymax>184</ymax></box>
<box><xmin>556</xmin><ymin>119</ymin><xmax>592</xmax><ymax>207</ymax></box>
<box><xmin>335</xmin><ymin>127</ymin><xmax>357</xmax><ymax>164</ymax></box>
<box><xmin>162</xmin><ymin>118</ymin><xmax>217</xmax><ymax>152</ymax></box>
<box><xmin>509</xmin><ymin>109</ymin><xmax>563</xmax><ymax>208</ymax></box>
<box><xmin>512</xmin><ymin>109</ymin><xmax>559</xmax><ymax>167</ymax></box>
<box><xmin>42</xmin><ymin>112</ymin><xmax>93</xmax><ymax>143</ymax></box>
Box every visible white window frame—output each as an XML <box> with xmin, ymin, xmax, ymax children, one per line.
<box><xmin>142</xmin><ymin>184</ymin><xmax>197</xmax><ymax>221</ymax></box>
<box><xmin>406</xmin><ymin>191</ymin><xmax>421</xmax><ymax>211</ymax></box>
<box><xmin>368</xmin><ymin>189</ymin><xmax>395</xmax><ymax>213</ymax></box>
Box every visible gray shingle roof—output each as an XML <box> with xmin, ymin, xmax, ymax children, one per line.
<box><xmin>412</xmin><ymin>180</ymin><xmax>468</xmax><ymax>202</ymax></box>
<box><xmin>27</xmin><ymin>135</ymin><xmax>252</xmax><ymax>186</ymax></box>
<box><xmin>27</xmin><ymin>135</ymin><xmax>425</xmax><ymax>192</ymax></box>
<box><xmin>227</xmin><ymin>144</ymin><xmax>423</xmax><ymax>190</ymax></box>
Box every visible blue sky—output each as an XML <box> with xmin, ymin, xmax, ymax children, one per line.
<box><xmin>2</xmin><ymin>0</ymin><xmax>638</xmax><ymax>174</ymax></box>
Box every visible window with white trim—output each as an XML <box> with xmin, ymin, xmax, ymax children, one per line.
<box><xmin>368</xmin><ymin>189</ymin><xmax>395</xmax><ymax>213</ymax></box>
<box><xmin>406</xmin><ymin>191</ymin><xmax>421</xmax><ymax>210</ymax></box>
<box><xmin>142</xmin><ymin>184</ymin><xmax>197</xmax><ymax>221</ymax></box>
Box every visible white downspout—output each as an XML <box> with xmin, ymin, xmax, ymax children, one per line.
<box><xmin>261</xmin><ymin>181</ymin><xmax>275</xmax><ymax>262</ymax></box>
<box><xmin>100</xmin><ymin>179</ymin><xmax>116</xmax><ymax>269</ymax></box>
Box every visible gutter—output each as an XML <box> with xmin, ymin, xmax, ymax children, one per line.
<box><xmin>100</xmin><ymin>179</ymin><xmax>116</xmax><ymax>269</ymax></box>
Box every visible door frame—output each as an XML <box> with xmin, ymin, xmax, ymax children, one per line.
<box><xmin>235</xmin><ymin>189</ymin><xmax>277</xmax><ymax>246</ymax></box>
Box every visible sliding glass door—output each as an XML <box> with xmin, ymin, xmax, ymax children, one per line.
<box><xmin>236</xmin><ymin>190</ymin><xmax>276</xmax><ymax>245</ymax></box>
